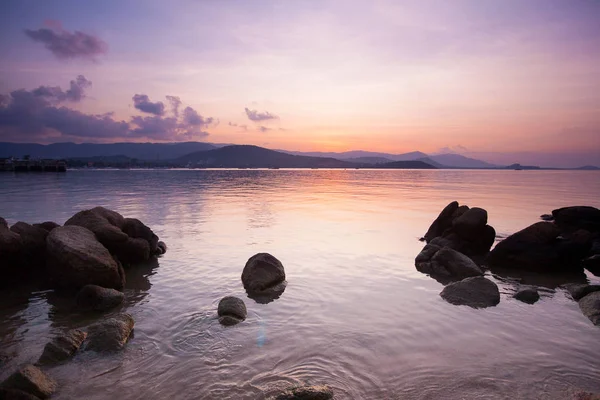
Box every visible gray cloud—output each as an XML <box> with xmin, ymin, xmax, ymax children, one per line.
<box><xmin>25</xmin><ymin>21</ymin><xmax>108</xmax><ymax>60</ymax></box>
<box><xmin>31</xmin><ymin>75</ymin><xmax>91</xmax><ymax>103</ymax></box>
<box><xmin>229</xmin><ymin>122</ymin><xmax>248</xmax><ymax>131</ymax></box>
<box><xmin>258</xmin><ymin>126</ymin><xmax>271</xmax><ymax>132</ymax></box>
<box><xmin>132</xmin><ymin>94</ymin><xmax>165</xmax><ymax>116</ymax></box>
<box><xmin>166</xmin><ymin>95</ymin><xmax>182</xmax><ymax>117</ymax></box>
<box><xmin>245</xmin><ymin>107</ymin><xmax>278</xmax><ymax>122</ymax></box>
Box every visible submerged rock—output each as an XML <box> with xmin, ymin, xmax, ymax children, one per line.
<box><xmin>46</xmin><ymin>226</ymin><xmax>125</xmax><ymax>290</ymax></box>
<box><xmin>0</xmin><ymin>365</ymin><xmax>57</xmax><ymax>399</ymax></box>
<box><xmin>37</xmin><ymin>329</ymin><xmax>87</xmax><ymax>366</ymax></box>
<box><xmin>440</xmin><ymin>276</ymin><xmax>500</xmax><ymax>308</ymax></box>
<box><xmin>271</xmin><ymin>385</ymin><xmax>333</xmax><ymax>400</ymax></box>
<box><xmin>76</xmin><ymin>284</ymin><xmax>124</xmax><ymax>311</ymax></box>
<box><xmin>415</xmin><ymin>245</ymin><xmax>483</xmax><ymax>281</ymax></box>
<box><xmin>564</xmin><ymin>284</ymin><xmax>600</xmax><ymax>301</ymax></box>
<box><xmin>578</xmin><ymin>291</ymin><xmax>600</xmax><ymax>326</ymax></box>
<box><xmin>156</xmin><ymin>241</ymin><xmax>168</xmax><ymax>255</ymax></box>
<box><xmin>513</xmin><ymin>288</ymin><xmax>540</xmax><ymax>304</ymax></box>
<box><xmin>242</xmin><ymin>253</ymin><xmax>286</xmax><ymax>299</ymax></box>
<box><xmin>217</xmin><ymin>296</ymin><xmax>247</xmax><ymax>326</ymax></box>
<box><xmin>85</xmin><ymin>313</ymin><xmax>134</xmax><ymax>352</ymax></box>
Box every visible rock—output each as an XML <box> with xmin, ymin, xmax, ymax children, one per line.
<box><xmin>9</xmin><ymin>222</ymin><xmax>48</xmax><ymax>266</ymax></box>
<box><xmin>583</xmin><ymin>255</ymin><xmax>600</xmax><ymax>276</ymax></box>
<box><xmin>565</xmin><ymin>284</ymin><xmax>600</xmax><ymax>301</ymax></box>
<box><xmin>156</xmin><ymin>241</ymin><xmax>167</xmax><ymax>255</ymax></box>
<box><xmin>556</xmin><ymin>229</ymin><xmax>593</xmax><ymax>265</ymax></box>
<box><xmin>540</xmin><ymin>214</ymin><xmax>554</xmax><ymax>221</ymax></box>
<box><xmin>0</xmin><ymin>217</ymin><xmax>7</xmax><ymax>229</ymax></box>
<box><xmin>440</xmin><ymin>276</ymin><xmax>500</xmax><ymax>308</ymax></box>
<box><xmin>242</xmin><ymin>253</ymin><xmax>286</xmax><ymax>294</ymax></box>
<box><xmin>65</xmin><ymin>208</ymin><xmax>129</xmax><ymax>252</ymax></box>
<box><xmin>423</xmin><ymin>201</ymin><xmax>459</xmax><ymax>242</ymax></box>
<box><xmin>46</xmin><ymin>226</ymin><xmax>125</xmax><ymax>290</ymax></box>
<box><xmin>0</xmin><ymin>365</ymin><xmax>56</xmax><ymax>399</ymax></box>
<box><xmin>76</xmin><ymin>284</ymin><xmax>124</xmax><ymax>311</ymax></box>
<box><xmin>513</xmin><ymin>288</ymin><xmax>540</xmax><ymax>304</ymax></box>
<box><xmin>416</xmin><ymin>246</ymin><xmax>483</xmax><ymax>280</ymax></box>
<box><xmin>112</xmin><ymin>237</ymin><xmax>151</xmax><ymax>264</ymax></box>
<box><xmin>0</xmin><ymin>221</ymin><xmax>24</xmax><ymax>285</ymax></box>
<box><xmin>32</xmin><ymin>221</ymin><xmax>60</xmax><ymax>232</ymax></box>
<box><xmin>85</xmin><ymin>313</ymin><xmax>134</xmax><ymax>352</ymax></box>
<box><xmin>573</xmin><ymin>391</ymin><xmax>600</xmax><ymax>400</ymax></box>
<box><xmin>486</xmin><ymin>222</ymin><xmax>563</xmax><ymax>271</ymax></box>
<box><xmin>217</xmin><ymin>296</ymin><xmax>247</xmax><ymax>326</ymax></box>
<box><xmin>37</xmin><ymin>329</ymin><xmax>87</xmax><ymax>365</ymax></box>
<box><xmin>552</xmin><ymin>206</ymin><xmax>600</xmax><ymax>233</ymax></box>
<box><xmin>452</xmin><ymin>207</ymin><xmax>488</xmax><ymax>239</ymax></box>
<box><xmin>121</xmin><ymin>218</ymin><xmax>158</xmax><ymax>255</ymax></box>
<box><xmin>578</xmin><ymin>291</ymin><xmax>600</xmax><ymax>325</ymax></box>
<box><xmin>271</xmin><ymin>385</ymin><xmax>333</xmax><ymax>400</ymax></box>
<box><xmin>0</xmin><ymin>388</ymin><xmax>42</xmax><ymax>400</ymax></box>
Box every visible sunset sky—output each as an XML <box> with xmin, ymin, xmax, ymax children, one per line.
<box><xmin>0</xmin><ymin>0</ymin><xmax>599</xmax><ymax>167</ymax></box>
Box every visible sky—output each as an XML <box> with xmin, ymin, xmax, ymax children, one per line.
<box><xmin>0</xmin><ymin>0</ymin><xmax>599</xmax><ymax>167</ymax></box>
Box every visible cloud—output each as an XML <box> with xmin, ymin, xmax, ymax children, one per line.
<box><xmin>258</xmin><ymin>126</ymin><xmax>271</xmax><ymax>132</ymax></box>
<box><xmin>0</xmin><ymin>77</ymin><xmax>215</xmax><ymax>141</ymax></box>
<box><xmin>436</xmin><ymin>145</ymin><xmax>469</xmax><ymax>154</ymax></box>
<box><xmin>132</xmin><ymin>94</ymin><xmax>165</xmax><ymax>116</ymax></box>
<box><xmin>245</xmin><ymin>107</ymin><xmax>278</xmax><ymax>122</ymax></box>
<box><xmin>229</xmin><ymin>122</ymin><xmax>248</xmax><ymax>131</ymax></box>
<box><xmin>24</xmin><ymin>20</ymin><xmax>108</xmax><ymax>60</ymax></box>
<box><xmin>166</xmin><ymin>95</ymin><xmax>182</xmax><ymax>117</ymax></box>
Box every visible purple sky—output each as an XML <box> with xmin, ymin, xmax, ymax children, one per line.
<box><xmin>0</xmin><ymin>0</ymin><xmax>599</xmax><ymax>167</ymax></box>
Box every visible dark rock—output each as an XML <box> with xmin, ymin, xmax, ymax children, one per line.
<box><xmin>556</xmin><ymin>229</ymin><xmax>593</xmax><ymax>264</ymax></box>
<box><xmin>9</xmin><ymin>222</ymin><xmax>48</xmax><ymax>266</ymax></box>
<box><xmin>46</xmin><ymin>226</ymin><xmax>125</xmax><ymax>290</ymax></box>
<box><xmin>76</xmin><ymin>284</ymin><xmax>124</xmax><ymax>311</ymax></box>
<box><xmin>583</xmin><ymin>255</ymin><xmax>600</xmax><ymax>276</ymax></box>
<box><xmin>37</xmin><ymin>329</ymin><xmax>87</xmax><ymax>365</ymax></box>
<box><xmin>112</xmin><ymin>237</ymin><xmax>151</xmax><ymax>264</ymax></box>
<box><xmin>0</xmin><ymin>365</ymin><xmax>56</xmax><ymax>399</ymax></box>
<box><xmin>486</xmin><ymin>222</ymin><xmax>563</xmax><ymax>272</ymax></box>
<box><xmin>0</xmin><ymin>217</ymin><xmax>7</xmax><ymax>229</ymax></box>
<box><xmin>472</xmin><ymin>224</ymin><xmax>497</xmax><ymax>255</ymax></box>
<box><xmin>32</xmin><ymin>222</ymin><xmax>60</xmax><ymax>232</ymax></box>
<box><xmin>552</xmin><ymin>206</ymin><xmax>600</xmax><ymax>233</ymax></box>
<box><xmin>156</xmin><ymin>241</ymin><xmax>167</xmax><ymax>255</ymax></box>
<box><xmin>564</xmin><ymin>284</ymin><xmax>600</xmax><ymax>301</ymax></box>
<box><xmin>425</xmin><ymin>246</ymin><xmax>483</xmax><ymax>279</ymax></box>
<box><xmin>272</xmin><ymin>385</ymin><xmax>333</xmax><ymax>400</ymax></box>
<box><xmin>65</xmin><ymin>208</ymin><xmax>129</xmax><ymax>252</ymax></box>
<box><xmin>452</xmin><ymin>207</ymin><xmax>488</xmax><ymax>239</ymax></box>
<box><xmin>85</xmin><ymin>313</ymin><xmax>134</xmax><ymax>352</ymax></box>
<box><xmin>540</xmin><ymin>214</ymin><xmax>554</xmax><ymax>221</ymax></box>
<box><xmin>440</xmin><ymin>276</ymin><xmax>500</xmax><ymax>308</ymax></box>
<box><xmin>578</xmin><ymin>291</ymin><xmax>600</xmax><ymax>325</ymax></box>
<box><xmin>423</xmin><ymin>201</ymin><xmax>459</xmax><ymax>242</ymax></box>
<box><xmin>218</xmin><ymin>296</ymin><xmax>247</xmax><ymax>326</ymax></box>
<box><xmin>0</xmin><ymin>221</ymin><xmax>24</xmax><ymax>285</ymax></box>
<box><xmin>0</xmin><ymin>388</ymin><xmax>42</xmax><ymax>400</ymax></box>
<box><xmin>513</xmin><ymin>288</ymin><xmax>540</xmax><ymax>304</ymax></box>
<box><xmin>242</xmin><ymin>253</ymin><xmax>286</xmax><ymax>294</ymax></box>
<box><xmin>121</xmin><ymin>218</ymin><xmax>158</xmax><ymax>255</ymax></box>
<box><xmin>573</xmin><ymin>391</ymin><xmax>600</xmax><ymax>400</ymax></box>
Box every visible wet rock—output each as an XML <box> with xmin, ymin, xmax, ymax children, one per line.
<box><xmin>452</xmin><ymin>207</ymin><xmax>488</xmax><ymax>239</ymax></box>
<box><xmin>217</xmin><ymin>296</ymin><xmax>247</xmax><ymax>326</ymax></box>
<box><xmin>65</xmin><ymin>207</ymin><xmax>129</xmax><ymax>252</ymax></box>
<box><xmin>578</xmin><ymin>291</ymin><xmax>600</xmax><ymax>326</ymax></box>
<box><xmin>564</xmin><ymin>284</ymin><xmax>600</xmax><ymax>301</ymax></box>
<box><xmin>423</xmin><ymin>201</ymin><xmax>459</xmax><ymax>242</ymax></box>
<box><xmin>440</xmin><ymin>276</ymin><xmax>500</xmax><ymax>308</ymax></box>
<box><xmin>242</xmin><ymin>253</ymin><xmax>286</xmax><ymax>296</ymax></box>
<box><xmin>0</xmin><ymin>217</ymin><xmax>7</xmax><ymax>229</ymax></box>
<box><xmin>9</xmin><ymin>222</ymin><xmax>48</xmax><ymax>266</ymax></box>
<box><xmin>112</xmin><ymin>237</ymin><xmax>151</xmax><ymax>264</ymax></box>
<box><xmin>0</xmin><ymin>221</ymin><xmax>24</xmax><ymax>285</ymax></box>
<box><xmin>513</xmin><ymin>288</ymin><xmax>540</xmax><ymax>304</ymax></box>
<box><xmin>0</xmin><ymin>388</ymin><xmax>42</xmax><ymax>400</ymax></box>
<box><xmin>76</xmin><ymin>284</ymin><xmax>124</xmax><ymax>311</ymax></box>
<box><xmin>271</xmin><ymin>385</ymin><xmax>334</xmax><ymax>400</ymax></box>
<box><xmin>574</xmin><ymin>391</ymin><xmax>600</xmax><ymax>400</ymax></box>
<box><xmin>552</xmin><ymin>206</ymin><xmax>600</xmax><ymax>233</ymax></box>
<box><xmin>46</xmin><ymin>226</ymin><xmax>125</xmax><ymax>290</ymax></box>
<box><xmin>156</xmin><ymin>241</ymin><xmax>167</xmax><ymax>255</ymax></box>
<box><xmin>0</xmin><ymin>365</ymin><xmax>56</xmax><ymax>399</ymax></box>
<box><xmin>486</xmin><ymin>222</ymin><xmax>563</xmax><ymax>272</ymax></box>
<box><xmin>32</xmin><ymin>221</ymin><xmax>60</xmax><ymax>232</ymax></box>
<box><xmin>556</xmin><ymin>229</ymin><xmax>593</xmax><ymax>264</ymax></box>
<box><xmin>540</xmin><ymin>214</ymin><xmax>554</xmax><ymax>221</ymax></box>
<box><xmin>416</xmin><ymin>246</ymin><xmax>483</xmax><ymax>281</ymax></box>
<box><xmin>37</xmin><ymin>329</ymin><xmax>87</xmax><ymax>365</ymax></box>
<box><xmin>121</xmin><ymin>218</ymin><xmax>158</xmax><ymax>255</ymax></box>
<box><xmin>85</xmin><ymin>313</ymin><xmax>134</xmax><ymax>352</ymax></box>
<box><xmin>583</xmin><ymin>255</ymin><xmax>600</xmax><ymax>276</ymax></box>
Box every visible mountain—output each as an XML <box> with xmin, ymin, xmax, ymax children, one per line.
<box><xmin>0</xmin><ymin>142</ymin><xmax>216</xmax><ymax>160</ymax></box>
<box><xmin>427</xmin><ymin>153</ymin><xmax>497</xmax><ymax>169</ymax></box>
<box><xmin>282</xmin><ymin>150</ymin><xmax>428</xmax><ymax>161</ymax></box>
<box><xmin>416</xmin><ymin>157</ymin><xmax>446</xmax><ymax>168</ymax></box>
<box><xmin>346</xmin><ymin>156</ymin><xmax>393</xmax><ymax>164</ymax></box>
<box><xmin>375</xmin><ymin>160</ymin><xmax>437</xmax><ymax>169</ymax></box>
<box><xmin>576</xmin><ymin>165</ymin><xmax>600</xmax><ymax>170</ymax></box>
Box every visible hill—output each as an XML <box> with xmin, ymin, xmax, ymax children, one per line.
<box><xmin>376</xmin><ymin>160</ymin><xmax>437</xmax><ymax>169</ymax></box>
<box><xmin>346</xmin><ymin>156</ymin><xmax>393</xmax><ymax>164</ymax></box>
<box><xmin>427</xmin><ymin>153</ymin><xmax>497</xmax><ymax>168</ymax></box>
<box><xmin>0</xmin><ymin>142</ymin><xmax>215</xmax><ymax>160</ymax></box>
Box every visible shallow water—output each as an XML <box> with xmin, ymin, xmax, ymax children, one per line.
<box><xmin>1</xmin><ymin>169</ymin><xmax>599</xmax><ymax>400</ymax></box>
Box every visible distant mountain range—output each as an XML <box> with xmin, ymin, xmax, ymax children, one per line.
<box><xmin>0</xmin><ymin>141</ymin><xmax>597</xmax><ymax>170</ymax></box>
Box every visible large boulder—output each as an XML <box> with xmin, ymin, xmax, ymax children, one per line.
<box><xmin>0</xmin><ymin>220</ymin><xmax>24</xmax><ymax>285</ymax></box>
<box><xmin>32</xmin><ymin>221</ymin><xmax>60</xmax><ymax>233</ymax></box>
<box><xmin>76</xmin><ymin>284</ymin><xmax>124</xmax><ymax>311</ymax></box>
<box><xmin>423</xmin><ymin>201</ymin><xmax>459</xmax><ymax>242</ymax></box>
<box><xmin>578</xmin><ymin>291</ymin><xmax>600</xmax><ymax>326</ymax></box>
<box><xmin>0</xmin><ymin>365</ymin><xmax>56</xmax><ymax>399</ymax></box>
<box><xmin>46</xmin><ymin>226</ymin><xmax>125</xmax><ymax>290</ymax></box>
<box><xmin>452</xmin><ymin>207</ymin><xmax>488</xmax><ymax>240</ymax></box>
<box><xmin>121</xmin><ymin>218</ymin><xmax>158</xmax><ymax>255</ymax></box>
<box><xmin>416</xmin><ymin>246</ymin><xmax>483</xmax><ymax>280</ymax></box>
<box><xmin>552</xmin><ymin>206</ymin><xmax>600</xmax><ymax>234</ymax></box>
<box><xmin>271</xmin><ymin>385</ymin><xmax>333</xmax><ymax>400</ymax></box>
<box><xmin>217</xmin><ymin>296</ymin><xmax>247</xmax><ymax>326</ymax></box>
<box><xmin>85</xmin><ymin>313</ymin><xmax>134</xmax><ymax>352</ymax></box>
<box><xmin>37</xmin><ymin>329</ymin><xmax>87</xmax><ymax>366</ymax></box>
<box><xmin>564</xmin><ymin>284</ymin><xmax>600</xmax><ymax>301</ymax></box>
<box><xmin>10</xmin><ymin>222</ymin><xmax>48</xmax><ymax>266</ymax></box>
<box><xmin>440</xmin><ymin>276</ymin><xmax>500</xmax><ymax>308</ymax></box>
<box><xmin>0</xmin><ymin>388</ymin><xmax>41</xmax><ymax>400</ymax></box>
<box><xmin>242</xmin><ymin>253</ymin><xmax>286</xmax><ymax>299</ymax></box>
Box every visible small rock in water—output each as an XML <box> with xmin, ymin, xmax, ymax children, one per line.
<box><xmin>0</xmin><ymin>364</ymin><xmax>57</xmax><ymax>399</ymax></box>
<box><xmin>217</xmin><ymin>296</ymin><xmax>247</xmax><ymax>326</ymax></box>
<box><xmin>85</xmin><ymin>313</ymin><xmax>135</xmax><ymax>352</ymax></box>
<box><xmin>540</xmin><ymin>214</ymin><xmax>554</xmax><ymax>221</ymax></box>
<box><xmin>271</xmin><ymin>385</ymin><xmax>333</xmax><ymax>400</ymax></box>
<box><xmin>513</xmin><ymin>288</ymin><xmax>540</xmax><ymax>304</ymax></box>
<box><xmin>76</xmin><ymin>284</ymin><xmax>124</xmax><ymax>311</ymax></box>
<box><xmin>564</xmin><ymin>284</ymin><xmax>600</xmax><ymax>301</ymax></box>
<box><xmin>242</xmin><ymin>253</ymin><xmax>286</xmax><ymax>302</ymax></box>
<box><xmin>578</xmin><ymin>291</ymin><xmax>600</xmax><ymax>326</ymax></box>
<box><xmin>156</xmin><ymin>241</ymin><xmax>168</xmax><ymax>255</ymax></box>
<box><xmin>440</xmin><ymin>276</ymin><xmax>500</xmax><ymax>309</ymax></box>
<box><xmin>37</xmin><ymin>329</ymin><xmax>87</xmax><ymax>365</ymax></box>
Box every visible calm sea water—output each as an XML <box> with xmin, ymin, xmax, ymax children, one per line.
<box><xmin>1</xmin><ymin>169</ymin><xmax>599</xmax><ymax>400</ymax></box>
